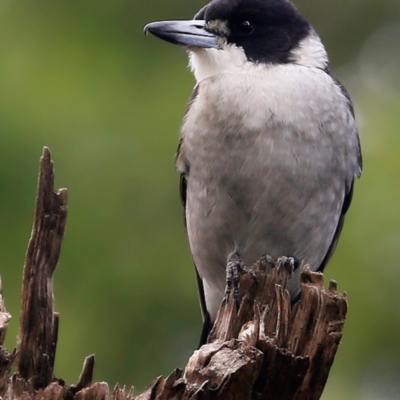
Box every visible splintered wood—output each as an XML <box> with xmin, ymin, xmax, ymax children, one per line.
<box><xmin>138</xmin><ymin>264</ymin><xmax>347</xmax><ymax>400</ymax></box>
<box><xmin>0</xmin><ymin>148</ymin><xmax>347</xmax><ymax>400</ymax></box>
<box><xmin>17</xmin><ymin>147</ymin><xmax>67</xmax><ymax>388</ymax></box>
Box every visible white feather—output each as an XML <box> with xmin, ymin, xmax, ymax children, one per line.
<box><xmin>290</xmin><ymin>31</ymin><xmax>328</xmax><ymax>69</ymax></box>
<box><xmin>188</xmin><ymin>31</ymin><xmax>328</xmax><ymax>83</ymax></box>
<box><xmin>189</xmin><ymin>44</ymin><xmax>247</xmax><ymax>82</ymax></box>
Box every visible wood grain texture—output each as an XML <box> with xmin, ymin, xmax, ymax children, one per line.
<box><xmin>17</xmin><ymin>147</ymin><xmax>68</xmax><ymax>389</ymax></box>
<box><xmin>0</xmin><ymin>148</ymin><xmax>347</xmax><ymax>400</ymax></box>
<box><xmin>136</xmin><ymin>262</ymin><xmax>347</xmax><ymax>400</ymax></box>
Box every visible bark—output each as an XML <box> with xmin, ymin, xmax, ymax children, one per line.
<box><xmin>0</xmin><ymin>148</ymin><xmax>347</xmax><ymax>400</ymax></box>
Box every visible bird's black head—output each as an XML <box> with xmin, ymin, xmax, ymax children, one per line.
<box><xmin>194</xmin><ymin>0</ymin><xmax>310</xmax><ymax>64</ymax></box>
<box><xmin>144</xmin><ymin>0</ymin><xmax>328</xmax><ymax>81</ymax></box>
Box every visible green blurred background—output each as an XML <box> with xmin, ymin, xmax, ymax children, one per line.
<box><xmin>0</xmin><ymin>0</ymin><xmax>399</xmax><ymax>398</ymax></box>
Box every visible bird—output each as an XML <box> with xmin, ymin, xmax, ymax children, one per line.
<box><xmin>144</xmin><ymin>0</ymin><xmax>362</xmax><ymax>345</ymax></box>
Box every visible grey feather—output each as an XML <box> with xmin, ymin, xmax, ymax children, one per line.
<box><xmin>176</xmin><ymin>64</ymin><xmax>361</xmax><ymax>322</ymax></box>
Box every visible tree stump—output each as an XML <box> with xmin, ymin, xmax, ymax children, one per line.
<box><xmin>0</xmin><ymin>148</ymin><xmax>347</xmax><ymax>399</ymax></box>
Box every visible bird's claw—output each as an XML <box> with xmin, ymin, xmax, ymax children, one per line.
<box><xmin>225</xmin><ymin>253</ymin><xmax>297</xmax><ymax>302</ymax></box>
<box><xmin>225</xmin><ymin>253</ymin><xmax>248</xmax><ymax>301</ymax></box>
<box><xmin>276</xmin><ymin>256</ymin><xmax>296</xmax><ymax>277</ymax></box>
<box><xmin>259</xmin><ymin>254</ymin><xmax>275</xmax><ymax>269</ymax></box>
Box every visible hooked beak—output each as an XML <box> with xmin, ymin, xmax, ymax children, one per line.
<box><xmin>143</xmin><ymin>20</ymin><xmax>219</xmax><ymax>49</ymax></box>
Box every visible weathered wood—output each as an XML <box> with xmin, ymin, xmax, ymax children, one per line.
<box><xmin>0</xmin><ymin>279</ymin><xmax>15</xmax><ymax>398</ymax></box>
<box><xmin>17</xmin><ymin>147</ymin><xmax>68</xmax><ymax>389</ymax></box>
<box><xmin>0</xmin><ymin>147</ymin><xmax>348</xmax><ymax>399</ymax></box>
<box><xmin>0</xmin><ymin>278</ymin><xmax>14</xmax><ymax>398</ymax></box>
<box><xmin>136</xmin><ymin>262</ymin><xmax>347</xmax><ymax>400</ymax></box>
<box><xmin>73</xmin><ymin>355</ymin><xmax>96</xmax><ymax>393</ymax></box>
<box><xmin>0</xmin><ymin>278</ymin><xmax>11</xmax><ymax>346</ymax></box>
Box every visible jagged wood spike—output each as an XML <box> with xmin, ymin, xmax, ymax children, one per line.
<box><xmin>17</xmin><ymin>147</ymin><xmax>68</xmax><ymax>389</ymax></box>
<box><xmin>0</xmin><ymin>148</ymin><xmax>347</xmax><ymax>400</ymax></box>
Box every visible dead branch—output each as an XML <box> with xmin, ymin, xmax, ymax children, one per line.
<box><xmin>0</xmin><ymin>147</ymin><xmax>347</xmax><ymax>400</ymax></box>
<box><xmin>17</xmin><ymin>147</ymin><xmax>67</xmax><ymax>388</ymax></box>
<box><xmin>137</xmin><ymin>264</ymin><xmax>347</xmax><ymax>400</ymax></box>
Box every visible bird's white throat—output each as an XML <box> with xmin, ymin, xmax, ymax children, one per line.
<box><xmin>189</xmin><ymin>44</ymin><xmax>248</xmax><ymax>82</ymax></box>
<box><xmin>188</xmin><ymin>31</ymin><xmax>328</xmax><ymax>83</ymax></box>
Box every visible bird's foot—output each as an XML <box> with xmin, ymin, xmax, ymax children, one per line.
<box><xmin>259</xmin><ymin>254</ymin><xmax>275</xmax><ymax>269</ymax></box>
<box><xmin>225</xmin><ymin>253</ymin><xmax>248</xmax><ymax>301</ymax></box>
<box><xmin>276</xmin><ymin>256</ymin><xmax>297</xmax><ymax>277</ymax></box>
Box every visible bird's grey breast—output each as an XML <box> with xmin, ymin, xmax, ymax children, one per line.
<box><xmin>177</xmin><ymin>64</ymin><xmax>360</xmax><ymax>300</ymax></box>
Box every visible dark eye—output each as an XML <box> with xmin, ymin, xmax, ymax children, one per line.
<box><xmin>237</xmin><ymin>21</ymin><xmax>255</xmax><ymax>35</ymax></box>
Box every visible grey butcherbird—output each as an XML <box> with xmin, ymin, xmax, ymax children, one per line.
<box><xmin>144</xmin><ymin>0</ymin><xmax>362</xmax><ymax>345</ymax></box>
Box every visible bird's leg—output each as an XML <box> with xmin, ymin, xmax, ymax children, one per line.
<box><xmin>276</xmin><ymin>256</ymin><xmax>297</xmax><ymax>277</ymax></box>
<box><xmin>225</xmin><ymin>252</ymin><xmax>248</xmax><ymax>301</ymax></box>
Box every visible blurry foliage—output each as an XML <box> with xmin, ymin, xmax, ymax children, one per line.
<box><xmin>0</xmin><ymin>0</ymin><xmax>399</xmax><ymax>398</ymax></box>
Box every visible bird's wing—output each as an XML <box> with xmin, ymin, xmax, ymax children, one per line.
<box><xmin>176</xmin><ymin>85</ymin><xmax>212</xmax><ymax>342</ymax></box>
<box><xmin>179</xmin><ymin>169</ymin><xmax>212</xmax><ymax>343</ymax></box>
<box><xmin>317</xmin><ymin>78</ymin><xmax>362</xmax><ymax>272</ymax></box>
<box><xmin>316</xmin><ymin>180</ymin><xmax>354</xmax><ymax>272</ymax></box>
